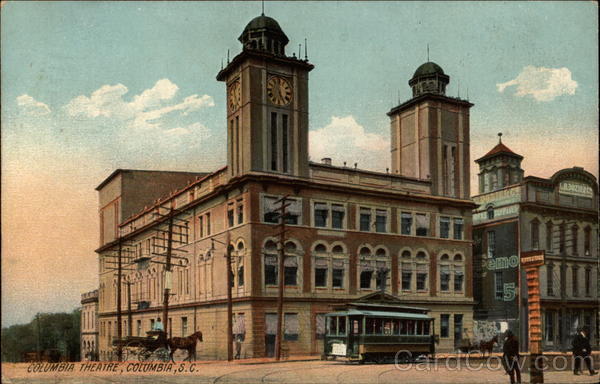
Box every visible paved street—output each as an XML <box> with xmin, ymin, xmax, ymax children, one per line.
<box><xmin>3</xmin><ymin>359</ymin><xmax>600</xmax><ymax>384</ymax></box>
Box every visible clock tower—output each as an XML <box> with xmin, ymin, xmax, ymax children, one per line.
<box><xmin>217</xmin><ymin>14</ymin><xmax>314</xmax><ymax>178</ymax></box>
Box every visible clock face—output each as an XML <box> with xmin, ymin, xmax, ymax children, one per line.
<box><xmin>266</xmin><ymin>76</ymin><xmax>292</xmax><ymax>106</ymax></box>
<box><xmin>228</xmin><ymin>80</ymin><xmax>241</xmax><ymax>111</ymax></box>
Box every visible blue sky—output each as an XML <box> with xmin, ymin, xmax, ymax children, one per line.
<box><xmin>1</xmin><ymin>1</ymin><xmax>598</xmax><ymax>327</ymax></box>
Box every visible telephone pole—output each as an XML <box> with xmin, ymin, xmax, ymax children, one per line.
<box><xmin>226</xmin><ymin>242</ymin><xmax>234</xmax><ymax>362</ymax></box>
<box><xmin>116</xmin><ymin>239</ymin><xmax>123</xmax><ymax>361</ymax></box>
<box><xmin>274</xmin><ymin>195</ymin><xmax>289</xmax><ymax>361</ymax></box>
<box><xmin>162</xmin><ymin>208</ymin><xmax>175</xmax><ymax>336</ymax></box>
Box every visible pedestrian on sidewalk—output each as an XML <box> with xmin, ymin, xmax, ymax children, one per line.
<box><xmin>572</xmin><ymin>327</ymin><xmax>597</xmax><ymax>376</ymax></box>
<box><xmin>502</xmin><ymin>330</ymin><xmax>521</xmax><ymax>384</ymax></box>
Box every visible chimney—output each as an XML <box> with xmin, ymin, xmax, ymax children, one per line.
<box><xmin>321</xmin><ymin>157</ymin><xmax>332</xmax><ymax>165</ymax></box>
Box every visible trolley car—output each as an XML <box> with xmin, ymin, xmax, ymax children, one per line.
<box><xmin>324</xmin><ymin>303</ymin><xmax>436</xmax><ymax>363</ymax></box>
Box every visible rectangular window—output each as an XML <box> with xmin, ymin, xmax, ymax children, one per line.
<box><xmin>238</xmin><ymin>265</ymin><xmax>244</xmax><ymax>287</ymax></box>
<box><xmin>544</xmin><ymin>311</ymin><xmax>554</xmax><ymax>342</ymax></box>
<box><xmin>532</xmin><ymin>221</ymin><xmax>540</xmax><ymax>250</ymax></box>
<box><xmin>237</xmin><ymin>201</ymin><xmax>244</xmax><ymax>224</ymax></box>
<box><xmin>584</xmin><ymin>227</ymin><xmax>591</xmax><ymax>255</ymax></box>
<box><xmin>559</xmin><ymin>224</ymin><xmax>565</xmax><ymax>253</ymax></box>
<box><xmin>440</xmin><ymin>265</ymin><xmax>450</xmax><ymax>292</ymax></box>
<box><xmin>375</xmin><ymin>209</ymin><xmax>387</xmax><ymax>233</ymax></box>
<box><xmin>233</xmin><ymin>314</ymin><xmax>246</xmax><ymax>341</ymax></box>
<box><xmin>359</xmin><ymin>208</ymin><xmax>371</xmax><ymax>231</ymax></box>
<box><xmin>282</xmin><ymin>114</ymin><xmax>288</xmax><ymax>173</ymax></box>
<box><xmin>285</xmin><ymin>199</ymin><xmax>302</xmax><ymax>225</ymax></box>
<box><xmin>453</xmin><ymin>218</ymin><xmax>464</xmax><ymax>240</ymax></box>
<box><xmin>572</xmin><ymin>268</ymin><xmax>578</xmax><ymax>297</ymax></box>
<box><xmin>284</xmin><ymin>313</ymin><xmax>299</xmax><ymax>341</ymax></box>
<box><xmin>206</xmin><ymin>213</ymin><xmax>211</xmax><ymax>236</ymax></box>
<box><xmin>271</xmin><ymin>112</ymin><xmax>278</xmax><ymax>171</ymax></box>
<box><xmin>585</xmin><ymin>268</ymin><xmax>591</xmax><ymax>296</ymax></box>
<box><xmin>181</xmin><ymin>317</ymin><xmax>188</xmax><ymax>337</ymax></box>
<box><xmin>331</xmin><ymin>204</ymin><xmax>345</xmax><ymax>229</ymax></box>
<box><xmin>416</xmin><ymin>213</ymin><xmax>429</xmax><ymax>236</ymax></box>
<box><xmin>284</xmin><ymin>257</ymin><xmax>298</xmax><ymax>286</ymax></box>
<box><xmin>401</xmin><ymin>262</ymin><xmax>412</xmax><ymax>290</ymax></box>
<box><xmin>440</xmin><ymin>216</ymin><xmax>450</xmax><ymax>239</ymax></box>
<box><xmin>227</xmin><ymin>204</ymin><xmax>235</xmax><ymax>227</ymax></box>
<box><xmin>546</xmin><ymin>222</ymin><xmax>553</xmax><ymax>252</ymax></box>
<box><xmin>440</xmin><ymin>314</ymin><xmax>450</xmax><ymax>338</ymax></box>
<box><xmin>264</xmin><ymin>256</ymin><xmax>278</xmax><ymax>285</ymax></box>
<box><xmin>137</xmin><ymin>320</ymin><xmax>141</xmax><ymax>336</ymax></box>
<box><xmin>454</xmin><ymin>266</ymin><xmax>464</xmax><ymax>292</ymax></box>
<box><xmin>416</xmin><ymin>264</ymin><xmax>428</xmax><ymax>291</ymax></box>
<box><xmin>332</xmin><ymin>261</ymin><xmax>344</xmax><ymax>288</ymax></box>
<box><xmin>314</xmin><ymin>202</ymin><xmax>328</xmax><ymax>228</ymax></box>
<box><xmin>487</xmin><ymin>231</ymin><xmax>496</xmax><ymax>258</ymax></box>
<box><xmin>360</xmin><ymin>270</ymin><xmax>373</xmax><ymax>289</ymax></box>
<box><xmin>571</xmin><ymin>226</ymin><xmax>578</xmax><ymax>255</ymax></box>
<box><xmin>495</xmin><ymin>271</ymin><xmax>503</xmax><ymax>300</ymax></box>
<box><xmin>315</xmin><ymin>258</ymin><xmax>328</xmax><ymax>287</ymax></box>
<box><xmin>547</xmin><ymin>265</ymin><xmax>554</xmax><ymax>296</ymax></box>
<box><xmin>401</xmin><ymin>212</ymin><xmax>413</xmax><ymax>235</ymax></box>
<box><xmin>263</xmin><ymin>196</ymin><xmax>280</xmax><ymax>223</ymax></box>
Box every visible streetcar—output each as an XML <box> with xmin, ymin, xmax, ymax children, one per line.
<box><xmin>323</xmin><ymin>302</ymin><xmax>437</xmax><ymax>363</ymax></box>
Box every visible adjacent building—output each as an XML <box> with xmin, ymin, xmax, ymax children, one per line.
<box><xmin>81</xmin><ymin>290</ymin><xmax>99</xmax><ymax>361</ymax></box>
<box><xmin>95</xmin><ymin>14</ymin><xmax>477</xmax><ymax>360</ymax></box>
<box><xmin>472</xmin><ymin>136</ymin><xmax>599</xmax><ymax>351</ymax></box>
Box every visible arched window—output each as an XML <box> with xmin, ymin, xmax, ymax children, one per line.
<box><xmin>284</xmin><ymin>241</ymin><xmax>299</xmax><ymax>286</ymax></box>
<box><xmin>314</xmin><ymin>243</ymin><xmax>327</xmax><ymax>253</ymax></box>
<box><xmin>375</xmin><ymin>248</ymin><xmax>387</xmax><ymax>258</ymax></box>
<box><xmin>332</xmin><ymin>245</ymin><xmax>344</xmax><ymax>254</ymax></box>
<box><xmin>487</xmin><ymin>206</ymin><xmax>494</xmax><ymax>220</ymax></box>
<box><xmin>359</xmin><ymin>247</ymin><xmax>371</xmax><ymax>257</ymax></box>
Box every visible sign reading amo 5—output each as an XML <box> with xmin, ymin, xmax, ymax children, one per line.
<box><xmin>483</xmin><ymin>255</ymin><xmax>519</xmax><ymax>271</ymax></box>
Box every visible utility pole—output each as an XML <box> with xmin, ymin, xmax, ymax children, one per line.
<box><xmin>116</xmin><ymin>239</ymin><xmax>123</xmax><ymax>361</ymax></box>
<box><xmin>226</xmin><ymin>242</ymin><xmax>234</xmax><ymax>362</ymax></box>
<box><xmin>274</xmin><ymin>195</ymin><xmax>289</xmax><ymax>361</ymax></box>
<box><xmin>162</xmin><ymin>208</ymin><xmax>175</xmax><ymax>337</ymax></box>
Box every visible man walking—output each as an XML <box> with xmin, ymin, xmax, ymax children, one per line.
<box><xmin>572</xmin><ymin>327</ymin><xmax>597</xmax><ymax>376</ymax></box>
<box><xmin>502</xmin><ymin>330</ymin><xmax>521</xmax><ymax>384</ymax></box>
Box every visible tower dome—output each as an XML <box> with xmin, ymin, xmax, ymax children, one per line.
<box><xmin>238</xmin><ymin>14</ymin><xmax>289</xmax><ymax>55</ymax></box>
<box><xmin>408</xmin><ymin>61</ymin><xmax>450</xmax><ymax>97</ymax></box>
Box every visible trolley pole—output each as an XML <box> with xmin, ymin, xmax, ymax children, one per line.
<box><xmin>162</xmin><ymin>208</ymin><xmax>174</xmax><ymax>337</ymax></box>
<box><xmin>275</xmin><ymin>196</ymin><xmax>288</xmax><ymax>361</ymax></box>
<box><xmin>116</xmin><ymin>238</ymin><xmax>123</xmax><ymax>361</ymax></box>
<box><xmin>226</xmin><ymin>242</ymin><xmax>234</xmax><ymax>361</ymax></box>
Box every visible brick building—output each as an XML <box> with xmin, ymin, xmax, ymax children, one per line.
<box><xmin>472</xmin><ymin>136</ymin><xmax>599</xmax><ymax>351</ymax></box>
<box><xmin>96</xmin><ymin>14</ymin><xmax>476</xmax><ymax>360</ymax></box>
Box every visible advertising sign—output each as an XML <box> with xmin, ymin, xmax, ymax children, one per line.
<box><xmin>520</xmin><ymin>250</ymin><xmax>545</xmax><ymax>268</ymax></box>
<box><xmin>331</xmin><ymin>343</ymin><xmax>347</xmax><ymax>356</ymax></box>
<box><xmin>559</xmin><ymin>181</ymin><xmax>593</xmax><ymax>198</ymax></box>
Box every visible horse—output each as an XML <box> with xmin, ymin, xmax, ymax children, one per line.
<box><xmin>167</xmin><ymin>331</ymin><xmax>203</xmax><ymax>362</ymax></box>
<box><xmin>479</xmin><ymin>335</ymin><xmax>498</xmax><ymax>358</ymax></box>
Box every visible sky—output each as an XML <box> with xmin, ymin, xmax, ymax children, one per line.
<box><xmin>1</xmin><ymin>1</ymin><xmax>598</xmax><ymax>327</ymax></box>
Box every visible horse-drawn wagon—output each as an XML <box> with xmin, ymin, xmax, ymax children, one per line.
<box><xmin>112</xmin><ymin>330</ymin><xmax>203</xmax><ymax>362</ymax></box>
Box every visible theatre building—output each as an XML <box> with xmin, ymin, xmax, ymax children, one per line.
<box><xmin>472</xmin><ymin>136</ymin><xmax>599</xmax><ymax>351</ymax></box>
<box><xmin>95</xmin><ymin>14</ymin><xmax>477</xmax><ymax>360</ymax></box>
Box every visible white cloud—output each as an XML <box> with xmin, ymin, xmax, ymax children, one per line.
<box><xmin>310</xmin><ymin>115</ymin><xmax>389</xmax><ymax>171</ymax></box>
<box><xmin>497</xmin><ymin>66</ymin><xmax>577</xmax><ymax>102</ymax></box>
<box><xmin>64</xmin><ymin>79</ymin><xmax>214</xmax><ymax>129</ymax></box>
<box><xmin>16</xmin><ymin>94</ymin><xmax>51</xmax><ymax>116</ymax></box>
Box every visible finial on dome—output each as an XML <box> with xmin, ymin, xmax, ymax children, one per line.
<box><xmin>498</xmin><ymin>132</ymin><xmax>503</xmax><ymax>143</ymax></box>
